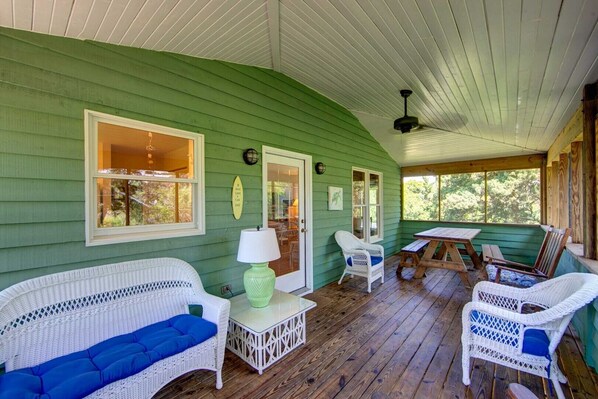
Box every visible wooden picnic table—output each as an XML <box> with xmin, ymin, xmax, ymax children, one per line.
<box><xmin>413</xmin><ymin>227</ymin><xmax>483</xmax><ymax>287</ymax></box>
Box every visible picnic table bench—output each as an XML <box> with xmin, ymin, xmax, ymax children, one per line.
<box><xmin>397</xmin><ymin>239</ymin><xmax>429</xmax><ymax>276</ymax></box>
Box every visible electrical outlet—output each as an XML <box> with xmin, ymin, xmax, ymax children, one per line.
<box><xmin>221</xmin><ymin>284</ymin><xmax>232</xmax><ymax>295</ymax></box>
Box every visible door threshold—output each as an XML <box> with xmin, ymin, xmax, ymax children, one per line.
<box><xmin>290</xmin><ymin>287</ymin><xmax>312</xmax><ymax>297</ymax></box>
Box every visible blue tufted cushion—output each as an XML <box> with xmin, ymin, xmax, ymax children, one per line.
<box><xmin>347</xmin><ymin>256</ymin><xmax>383</xmax><ymax>267</ymax></box>
<box><xmin>0</xmin><ymin>314</ymin><xmax>217</xmax><ymax>399</ymax></box>
<box><xmin>470</xmin><ymin>310</ymin><xmax>549</xmax><ymax>356</ymax></box>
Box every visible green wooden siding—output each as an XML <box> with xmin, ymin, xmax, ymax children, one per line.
<box><xmin>0</xmin><ymin>27</ymin><xmax>401</xmax><ymax>294</ymax></box>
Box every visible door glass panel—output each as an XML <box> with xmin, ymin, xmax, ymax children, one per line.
<box><xmin>267</xmin><ymin>163</ymin><xmax>300</xmax><ymax>277</ymax></box>
<box><xmin>353</xmin><ymin>206</ymin><xmax>364</xmax><ymax>239</ymax></box>
<box><xmin>353</xmin><ymin>170</ymin><xmax>366</xmax><ymax>238</ymax></box>
<box><xmin>353</xmin><ymin>170</ymin><xmax>365</xmax><ymax>205</ymax></box>
<box><xmin>369</xmin><ymin>205</ymin><xmax>379</xmax><ymax>238</ymax></box>
<box><xmin>369</xmin><ymin>173</ymin><xmax>380</xmax><ymax>205</ymax></box>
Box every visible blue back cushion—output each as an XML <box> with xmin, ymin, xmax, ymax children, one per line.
<box><xmin>0</xmin><ymin>314</ymin><xmax>217</xmax><ymax>399</ymax></box>
<box><xmin>470</xmin><ymin>310</ymin><xmax>549</xmax><ymax>357</ymax></box>
<box><xmin>347</xmin><ymin>256</ymin><xmax>383</xmax><ymax>266</ymax></box>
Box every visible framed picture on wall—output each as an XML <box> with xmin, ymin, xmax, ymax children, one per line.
<box><xmin>328</xmin><ymin>186</ymin><xmax>343</xmax><ymax>211</ymax></box>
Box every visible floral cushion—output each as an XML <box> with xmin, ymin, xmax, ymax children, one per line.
<box><xmin>486</xmin><ymin>264</ymin><xmax>539</xmax><ymax>288</ymax></box>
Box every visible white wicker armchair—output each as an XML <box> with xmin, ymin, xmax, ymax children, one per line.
<box><xmin>335</xmin><ymin>231</ymin><xmax>385</xmax><ymax>293</ymax></box>
<box><xmin>461</xmin><ymin>273</ymin><xmax>598</xmax><ymax>399</ymax></box>
<box><xmin>0</xmin><ymin>257</ymin><xmax>230</xmax><ymax>398</ymax></box>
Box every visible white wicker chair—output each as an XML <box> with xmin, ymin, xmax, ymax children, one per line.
<box><xmin>335</xmin><ymin>230</ymin><xmax>385</xmax><ymax>293</ymax></box>
<box><xmin>0</xmin><ymin>257</ymin><xmax>230</xmax><ymax>398</ymax></box>
<box><xmin>461</xmin><ymin>273</ymin><xmax>598</xmax><ymax>399</ymax></box>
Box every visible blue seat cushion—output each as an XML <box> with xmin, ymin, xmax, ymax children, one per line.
<box><xmin>0</xmin><ymin>314</ymin><xmax>217</xmax><ymax>399</ymax></box>
<box><xmin>347</xmin><ymin>256</ymin><xmax>383</xmax><ymax>266</ymax></box>
<box><xmin>470</xmin><ymin>310</ymin><xmax>549</xmax><ymax>357</ymax></box>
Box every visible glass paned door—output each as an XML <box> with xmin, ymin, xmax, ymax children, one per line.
<box><xmin>352</xmin><ymin>170</ymin><xmax>366</xmax><ymax>239</ymax></box>
<box><xmin>265</xmin><ymin>154</ymin><xmax>306</xmax><ymax>292</ymax></box>
<box><xmin>352</xmin><ymin>168</ymin><xmax>383</xmax><ymax>242</ymax></box>
<box><xmin>369</xmin><ymin>173</ymin><xmax>381</xmax><ymax>240</ymax></box>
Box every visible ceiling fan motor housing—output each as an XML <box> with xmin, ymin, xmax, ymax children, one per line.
<box><xmin>394</xmin><ymin>89</ymin><xmax>418</xmax><ymax>133</ymax></box>
<box><xmin>394</xmin><ymin>116</ymin><xmax>419</xmax><ymax>133</ymax></box>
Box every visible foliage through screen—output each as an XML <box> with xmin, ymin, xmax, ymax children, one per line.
<box><xmin>403</xmin><ymin>169</ymin><xmax>540</xmax><ymax>224</ymax></box>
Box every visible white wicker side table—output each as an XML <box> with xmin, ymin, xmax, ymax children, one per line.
<box><xmin>226</xmin><ymin>290</ymin><xmax>316</xmax><ymax>374</ymax></box>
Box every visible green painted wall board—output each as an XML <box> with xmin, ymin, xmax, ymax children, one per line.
<box><xmin>0</xmin><ymin>27</ymin><xmax>401</xmax><ymax>295</ymax></box>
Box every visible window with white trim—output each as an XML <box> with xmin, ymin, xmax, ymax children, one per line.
<box><xmin>352</xmin><ymin>168</ymin><xmax>383</xmax><ymax>242</ymax></box>
<box><xmin>85</xmin><ymin>110</ymin><xmax>204</xmax><ymax>246</ymax></box>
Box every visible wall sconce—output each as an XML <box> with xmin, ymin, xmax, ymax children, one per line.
<box><xmin>243</xmin><ymin>148</ymin><xmax>259</xmax><ymax>165</ymax></box>
<box><xmin>315</xmin><ymin>162</ymin><xmax>326</xmax><ymax>175</ymax></box>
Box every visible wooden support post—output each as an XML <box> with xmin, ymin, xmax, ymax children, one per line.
<box><xmin>583</xmin><ymin>83</ymin><xmax>597</xmax><ymax>259</ymax></box>
<box><xmin>571</xmin><ymin>141</ymin><xmax>583</xmax><ymax>243</ymax></box>
<box><xmin>546</xmin><ymin>166</ymin><xmax>553</xmax><ymax>225</ymax></box>
<box><xmin>540</xmin><ymin>160</ymin><xmax>547</xmax><ymax>225</ymax></box>
<box><xmin>551</xmin><ymin>160</ymin><xmax>560</xmax><ymax>227</ymax></box>
<box><xmin>559</xmin><ymin>153</ymin><xmax>570</xmax><ymax>228</ymax></box>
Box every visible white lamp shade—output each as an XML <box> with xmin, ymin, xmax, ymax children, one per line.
<box><xmin>237</xmin><ymin>228</ymin><xmax>281</xmax><ymax>263</ymax></box>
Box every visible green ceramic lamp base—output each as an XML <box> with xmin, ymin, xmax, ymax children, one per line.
<box><xmin>243</xmin><ymin>262</ymin><xmax>276</xmax><ymax>308</ymax></box>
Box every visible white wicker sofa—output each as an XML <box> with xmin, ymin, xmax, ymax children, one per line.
<box><xmin>0</xmin><ymin>257</ymin><xmax>230</xmax><ymax>399</ymax></box>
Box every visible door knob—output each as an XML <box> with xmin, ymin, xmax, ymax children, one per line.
<box><xmin>301</xmin><ymin>228</ymin><xmax>306</xmax><ymax>233</ymax></box>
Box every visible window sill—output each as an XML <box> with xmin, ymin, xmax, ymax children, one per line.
<box><xmin>565</xmin><ymin>243</ymin><xmax>598</xmax><ymax>275</ymax></box>
<box><xmin>86</xmin><ymin>227</ymin><xmax>204</xmax><ymax>246</ymax></box>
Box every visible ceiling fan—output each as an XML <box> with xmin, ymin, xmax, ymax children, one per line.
<box><xmin>394</xmin><ymin>89</ymin><xmax>419</xmax><ymax>133</ymax></box>
<box><xmin>393</xmin><ymin>89</ymin><xmax>459</xmax><ymax>134</ymax></box>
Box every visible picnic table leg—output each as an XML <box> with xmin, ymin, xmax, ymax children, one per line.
<box><xmin>414</xmin><ymin>240</ymin><xmax>439</xmax><ymax>278</ymax></box>
<box><xmin>445</xmin><ymin>242</ymin><xmax>472</xmax><ymax>287</ymax></box>
<box><xmin>435</xmin><ymin>242</ymin><xmax>448</xmax><ymax>260</ymax></box>
<box><xmin>464</xmin><ymin>242</ymin><xmax>483</xmax><ymax>269</ymax></box>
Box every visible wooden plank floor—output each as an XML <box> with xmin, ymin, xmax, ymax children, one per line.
<box><xmin>154</xmin><ymin>256</ymin><xmax>598</xmax><ymax>398</ymax></box>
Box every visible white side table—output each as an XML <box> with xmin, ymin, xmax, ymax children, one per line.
<box><xmin>226</xmin><ymin>290</ymin><xmax>316</xmax><ymax>374</ymax></box>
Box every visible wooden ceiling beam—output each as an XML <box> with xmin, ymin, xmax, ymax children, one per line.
<box><xmin>267</xmin><ymin>0</ymin><xmax>281</xmax><ymax>72</ymax></box>
<box><xmin>401</xmin><ymin>154</ymin><xmax>545</xmax><ymax>177</ymax></box>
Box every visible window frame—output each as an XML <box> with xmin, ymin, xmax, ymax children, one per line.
<box><xmin>352</xmin><ymin>167</ymin><xmax>384</xmax><ymax>243</ymax></box>
<box><xmin>84</xmin><ymin>110</ymin><xmax>205</xmax><ymax>246</ymax></box>
<box><xmin>401</xmin><ymin>167</ymin><xmax>542</xmax><ymax>225</ymax></box>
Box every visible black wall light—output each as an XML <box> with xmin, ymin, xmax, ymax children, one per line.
<box><xmin>243</xmin><ymin>148</ymin><xmax>259</xmax><ymax>165</ymax></box>
<box><xmin>315</xmin><ymin>162</ymin><xmax>326</xmax><ymax>175</ymax></box>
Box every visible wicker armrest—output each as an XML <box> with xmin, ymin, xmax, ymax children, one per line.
<box><xmin>360</xmin><ymin>242</ymin><xmax>384</xmax><ymax>257</ymax></box>
<box><xmin>463</xmin><ymin>300</ymin><xmax>558</xmax><ymax>329</ymax></box>
<box><xmin>191</xmin><ymin>291</ymin><xmax>231</xmax><ymax>328</ymax></box>
<box><xmin>462</xmin><ymin>301</ymin><xmax>528</xmax><ymax>328</ymax></box>
<box><xmin>472</xmin><ymin>281</ymin><xmax>526</xmax><ymax>311</ymax></box>
<box><xmin>473</xmin><ymin>280</ymin><xmax>525</xmax><ymax>301</ymax></box>
<box><xmin>490</xmin><ymin>257</ymin><xmax>533</xmax><ymax>269</ymax></box>
<box><xmin>494</xmin><ymin>264</ymin><xmax>547</xmax><ymax>278</ymax></box>
<box><xmin>345</xmin><ymin>249</ymin><xmax>370</xmax><ymax>259</ymax></box>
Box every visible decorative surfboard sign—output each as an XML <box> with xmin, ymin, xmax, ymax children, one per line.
<box><xmin>232</xmin><ymin>176</ymin><xmax>244</xmax><ymax>220</ymax></box>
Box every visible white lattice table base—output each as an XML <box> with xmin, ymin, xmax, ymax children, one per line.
<box><xmin>226</xmin><ymin>290</ymin><xmax>316</xmax><ymax>374</ymax></box>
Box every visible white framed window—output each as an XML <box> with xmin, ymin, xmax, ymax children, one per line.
<box><xmin>84</xmin><ymin>110</ymin><xmax>204</xmax><ymax>246</ymax></box>
<box><xmin>352</xmin><ymin>168</ymin><xmax>383</xmax><ymax>243</ymax></box>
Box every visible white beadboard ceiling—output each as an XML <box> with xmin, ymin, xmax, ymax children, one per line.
<box><xmin>2</xmin><ymin>0</ymin><xmax>598</xmax><ymax>166</ymax></box>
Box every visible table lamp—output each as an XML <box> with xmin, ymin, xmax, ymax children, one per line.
<box><xmin>237</xmin><ymin>227</ymin><xmax>281</xmax><ymax>307</ymax></box>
